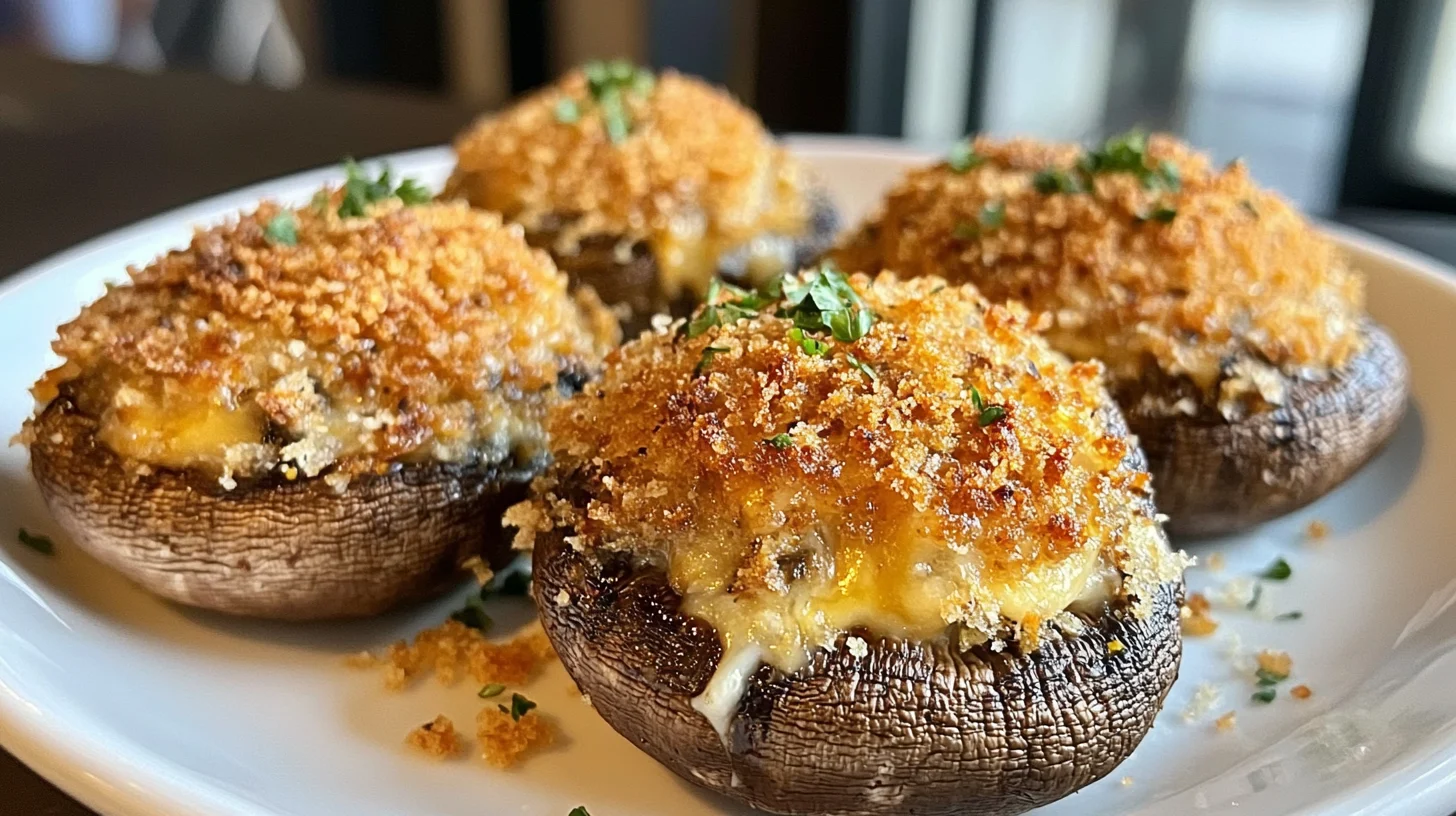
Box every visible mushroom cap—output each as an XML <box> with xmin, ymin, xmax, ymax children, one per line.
<box><xmin>534</xmin><ymin>529</ymin><xmax>1184</xmax><ymax>816</ymax></box>
<box><xmin>30</xmin><ymin>394</ymin><xmax>530</xmax><ymax>620</ymax></box>
<box><xmin>1130</xmin><ymin>321</ymin><xmax>1408</xmax><ymax>537</ymax></box>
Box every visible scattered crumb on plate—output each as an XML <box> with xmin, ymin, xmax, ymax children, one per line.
<box><xmin>359</xmin><ymin>620</ymin><xmax>556</xmax><ymax>690</ymax></box>
<box><xmin>1305</xmin><ymin>519</ymin><xmax>1330</xmax><ymax>543</ymax></box>
<box><xmin>1181</xmin><ymin>592</ymin><xmax>1219</xmax><ymax>637</ymax></box>
<box><xmin>407</xmin><ymin>715</ymin><xmax>463</xmax><ymax>759</ymax></box>
<box><xmin>1291</xmin><ymin>684</ymin><xmax>1313</xmax><ymax>700</ymax></box>
<box><xmin>477</xmin><ymin>707</ymin><xmax>554</xmax><ymax>768</ymax></box>
<box><xmin>1182</xmin><ymin>682</ymin><xmax>1223</xmax><ymax>723</ymax></box>
<box><xmin>1215</xmin><ymin>711</ymin><xmax>1237</xmax><ymax>732</ymax></box>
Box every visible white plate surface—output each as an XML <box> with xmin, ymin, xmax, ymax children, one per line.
<box><xmin>0</xmin><ymin>137</ymin><xmax>1453</xmax><ymax>816</ymax></box>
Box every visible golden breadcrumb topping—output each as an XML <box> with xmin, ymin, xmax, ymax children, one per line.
<box><xmin>406</xmin><ymin>716</ymin><xmax>463</xmax><ymax>759</ymax></box>
<box><xmin>511</xmin><ymin>271</ymin><xmax>1187</xmax><ymax>671</ymax></box>
<box><xmin>476</xmin><ymin>706</ymin><xmax>553</xmax><ymax>768</ymax></box>
<box><xmin>33</xmin><ymin>196</ymin><xmax>617</xmax><ymax>485</ymax></box>
<box><xmin>351</xmin><ymin>620</ymin><xmax>556</xmax><ymax>691</ymax></box>
<box><xmin>445</xmin><ymin>68</ymin><xmax>811</xmax><ymax>297</ymax></box>
<box><xmin>830</xmin><ymin>134</ymin><xmax>1365</xmax><ymax>414</ymax></box>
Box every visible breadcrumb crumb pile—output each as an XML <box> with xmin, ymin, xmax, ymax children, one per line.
<box><xmin>350</xmin><ymin>620</ymin><xmax>555</xmax><ymax>691</ymax></box>
<box><xmin>830</xmin><ymin>135</ymin><xmax>1365</xmax><ymax>414</ymax></box>
<box><xmin>445</xmin><ymin>69</ymin><xmax>811</xmax><ymax>295</ymax></box>
<box><xmin>406</xmin><ymin>715</ymin><xmax>463</xmax><ymax>759</ymax></box>
<box><xmin>476</xmin><ymin>706</ymin><xmax>554</xmax><ymax>768</ymax></box>
<box><xmin>33</xmin><ymin>197</ymin><xmax>617</xmax><ymax>482</ymax></box>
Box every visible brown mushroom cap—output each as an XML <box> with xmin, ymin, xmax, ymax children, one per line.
<box><xmin>30</xmin><ymin>395</ymin><xmax>531</xmax><ymax>620</ymax></box>
<box><xmin>534</xmin><ymin>529</ymin><xmax>1184</xmax><ymax>816</ymax></box>
<box><xmin>1128</xmin><ymin>321</ymin><xmax>1408</xmax><ymax>537</ymax></box>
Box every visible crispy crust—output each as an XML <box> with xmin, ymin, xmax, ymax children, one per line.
<box><xmin>828</xmin><ymin>134</ymin><xmax>1365</xmax><ymax>401</ymax></box>
<box><xmin>533</xmin><ymin>529</ymin><xmax>1184</xmax><ymax>816</ymax></box>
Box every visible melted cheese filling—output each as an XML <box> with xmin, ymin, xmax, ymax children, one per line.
<box><xmin>678</xmin><ymin>514</ymin><xmax>1170</xmax><ymax>743</ymax></box>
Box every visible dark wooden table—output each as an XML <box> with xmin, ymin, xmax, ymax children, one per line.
<box><xmin>4</xmin><ymin>46</ymin><xmax>1456</xmax><ymax>816</ymax></box>
<box><xmin>0</xmin><ymin>47</ymin><xmax>474</xmax><ymax>815</ymax></box>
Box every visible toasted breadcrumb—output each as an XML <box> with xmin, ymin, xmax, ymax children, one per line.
<box><xmin>829</xmin><ymin>134</ymin><xmax>1365</xmax><ymax>407</ymax></box>
<box><xmin>368</xmin><ymin>620</ymin><xmax>556</xmax><ymax>691</ymax></box>
<box><xmin>1120</xmin><ymin>776</ymin><xmax>1134</xmax><ymax>787</ymax></box>
<box><xmin>1291</xmin><ymin>684</ymin><xmax>1313</xmax><ymax>700</ymax></box>
<box><xmin>1180</xmin><ymin>592</ymin><xmax>1219</xmax><ymax>637</ymax></box>
<box><xmin>461</xmin><ymin>556</ymin><xmax>494</xmax><ymax>587</ymax></box>
<box><xmin>1305</xmin><ymin>520</ymin><xmax>1330</xmax><ymax>542</ymax></box>
<box><xmin>1215</xmin><ymin>711</ymin><xmax>1238</xmax><ymax>732</ymax></box>
<box><xmin>476</xmin><ymin>706</ymin><xmax>554</xmax><ymax>768</ymax></box>
<box><xmin>1205</xmin><ymin>552</ymin><xmax>1226</xmax><ymax>572</ymax></box>
<box><xmin>1256</xmin><ymin>649</ymin><xmax>1293</xmax><ymax>678</ymax></box>
<box><xmin>407</xmin><ymin>716</ymin><xmax>463</xmax><ymax>759</ymax></box>
<box><xmin>33</xmin><ymin>198</ymin><xmax>616</xmax><ymax>479</ymax></box>
<box><xmin>1182</xmin><ymin>682</ymin><xmax>1222</xmax><ymax>723</ymax></box>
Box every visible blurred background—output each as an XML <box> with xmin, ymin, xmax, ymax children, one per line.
<box><xmin>0</xmin><ymin>0</ymin><xmax>1454</xmax><ymax>267</ymax></box>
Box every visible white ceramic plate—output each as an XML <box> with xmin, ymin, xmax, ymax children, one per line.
<box><xmin>0</xmin><ymin>137</ymin><xmax>1452</xmax><ymax>816</ymax></box>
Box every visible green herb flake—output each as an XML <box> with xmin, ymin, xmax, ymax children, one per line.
<box><xmin>970</xmin><ymin>386</ymin><xmax>986</xmax><ymax>413</ymax></box>
<box><xmin>478</xmin><ymin>683</ymin><xmax>507</xmax><ymax>699</ymax></box>
<box><xmin>979</xmin><ymin>201</ymin><xmax>1006</xmax><ymax>230</ymax></box>
<box><xmin>500</xmin><ymin>692</ymin><xmax>537</xmax><ymax>722</ymax></box>
<box><xmin>766</xmin><ymin>433</ymin><xmax>794</xmax><ymax>449</ymax></box>
<box><xmin>554</xmin><ymin>97</ymin><xmax>581</xmax><ymax>124</ymax></box>
<box><xmin>580</xmin><ymin>60</ymin><xmax>656</xmax><ymax>144</ymax></box>
<box><xmin>1251</xmin><ymin>687</ymin><xmax>1277</xmax><ymax>704</ymax></box>
<box><xmin>1246</xmin><ymin>582</ymin><xmax>1263</xmax><ymax>611</ymax></box>
<box><xmin>1240</xmin><ymin>199</ymin><xmax>1259</xmax><ymax>218</ymax></box>
<box><xmin>947</xmin><ymin>140</ymin><xmax>984</xmax><ymax>173</ymax></box>
<box><xmin>264</xmin><ymin>211</ymin><xmax>298</xmax><ymax>246</ymax></box>
<box><xmin>776</xmin><ymin>263</ymin><xmax>876</xmax><ymax>345</ymax></box>
<box><xmin>498</xmin><ymin>571</ymin><xmax>532</xmax><ymax>596</ymax></box>
<box><xmin>845</xmin><ymin>352</ymin><xmax>877</xmax><ymax>383</ymax></box>
<box><xmin>1260</xmin><ymin>557</ymin><xmax>1292</xmax><ymax>581</ymax></box>
<box><xmin>1255</xmin><ymin>667</ymin><xmax>1288</xmax><ymax>686</ymax></box>
<box><xmin>336</xmin><ymin>159</ymin><xmax>432</xmax><ymax>217</ymax></box>
<box><xmin>1274</xmin><ymin>610</ymin><xmax>1303</xmax><ymax>621</ymax></box>
<box><xmin>1147</xmin><ymin>206</ymin><xmax>1177</xmax><ymax>223</ymax></box>
<box><xmin>449</xmin><ymin>596</ymin><xmax>492</xmax><ymax>631</ymax></box>
<box><xmin>952</xmin><ymin>221</ymin><xmax>979</xmax><ymax>241</ymax></box>
<box><xmin>17</xmin><ymin>528</ymin><xmax>53</xmax><ymax>555</ymax></box>
<box><xmin>977</xmin><ymin>404</ymin><xmax>1007</xmax><ymax>427</ymax></box>
<box><xmin>788</xmin><ymin>327</ymin><xmax>828</xmax><ymax>357</ymax></box>
<box><xmin>694</xmin><ymin>345</ymin><xmax>731</xmax><ymax>377</ymax></box>
<box><xmin>1033</xmin><ymin>169</ymin><xmax>1085</xmax><ymax>195</ymax></box>
<box><xmin>569</xmin><ymin>808</ymin><xmax>591</xmax><ymax>816</ymax></box>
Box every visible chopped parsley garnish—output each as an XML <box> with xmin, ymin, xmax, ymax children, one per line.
<box><xmin>264</xmin><ymin>211</ymin><xmax>298</xmax><ymax>246</ymax></box>
<box><xmin>1078</xmin><ymin>130</ymin><xmax>1182</xmax><ymax>192</ymax></box>
<box><xmin>581</xmin><ymin>59</ymin><xmax>656</xmax><ymax>144</ymax></box>
<box><xmin>1260</xmin><ymin>557</ymin><xmax>1292</xmax><ymax>581</ymax></box>
<box><xmin>17</xmin><ymin>528</ymin><xmax>53</xmax><ymax>555</ymax></box>
<box><xmin>952</xmin><ymin>221</ymin><xmax>979</xmax><ymax>241</ymax></box>
<box><xmin>1274</xmin><ymin>610</ymin><xmax>1303</xmax><ymax>621</ymax></box>
<box><xmin>947</xmin><ymin>140</ymin><xmax>984</xmax><ymax>173</ymax></box>
<box><xmin>1145</xmin><ymin>206</ymin><xmax>1177</xmax><ymax>223</ymax></box>
<box><xmin>980</xmin><ymin>201</ymin><xmax>1006</xmax><ymax>230</ymax></box>
<box><xmin>1033</xmin><ymin>169</ymin><xmax>1086</xmax><ymax>195</ymax></box>
<box><xmin>766</xmin><ymin>433</ymin><xmax>794</xmax><ymax>449</ymax></box>
<box><xmin>1246</xmin><ymin>583</ymin><xmax>1263</xmax><ymax>610</ymax></box>
<box><xmin>970</xmin><ymin>386</ymin><xmax>1006</xmax><ymax>427</ymax></box>
<box><xmin>788</xmin><ymin>327</ymin><xmax>828</xmax><ymax>357</ymax></box>
<box><xmin>779</xmin><ymin>263</ymin><xmax>876</xmax><ymax>343</ymax></box>
<box><xmin>694</xmin><ymin>345</ymin><xmax>731</xmax><ymax>377</ymax></box>
<box><xmin>450</xmin><ymin>597</ymin><xmax>492</xmax><ymax>631</ymax></box>
<box><xmin>478</xmin><ymin>683</ymin><xmax>507</xmax><ymax>699</ymax></box>
<box><xmin>498</xmin><ymin>571</ymin><xmax>531</xmax><ymax>596</ymax></box>
<box><xmin>337</xmin><ymin>159</ymin><xmax>432</xmax><ymax>218</ymax></box>
<box><xmin>499</xmin><ymin>692</ymin><xmax>537</xmax><ymax>721</ymax></box>
<box><xmin>1255</xmin><ymin>667</ymin><xmax>1288</xmax><ymax>686</ymax></box>
<box><xmin>845</xmin><ymin>352</ymin><xmax>877</xmax><ymax>382</ymax></box>
<box><xmin>569</xmin><ymin>808</ymin><xmax>591</xmax><ymax>816</ymax></box>
<box><xmin>1250</xmin><ymin>687</ymin><xmax>1277</xmax><ymax>704</ymax></box>
<box><xmin>685</xmin><ymin>278</ymin><xmax>760</xmax><ymax>339</ymax></box>
<box><xmin>1240</xmin><ymin>199</ymin><xmax>1259</xmax><ymax>218</ymax></box>
<box><xmin>554</xmin><ymin>97</ymin><xmax>581</xmax><ymax>123</ymax></box>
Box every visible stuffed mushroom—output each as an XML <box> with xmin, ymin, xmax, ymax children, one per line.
<box><xmin>444</xmin><ymin>61</ymin><xmax>838</xmax><ymax>335</ymax></box>
<box><xmin>510</xmin><ymin>267</ymin><xmax>1190</xmax><ymax>815</ymax></box>
<box><xmin>24</xmin><ymin>178</ymin><xmax>617</xmax><ymax>620</ymax></box>
<box><xmin>830</xmin><ymin>133</ymin><xmax>1409</xmax><ymax>536</ymax></box>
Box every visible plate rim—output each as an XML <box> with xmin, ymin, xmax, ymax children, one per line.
<box><xmin>2</xmin><ymin>134</ymin><xmax>1455</xmax><ymax>816</ymax></box>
